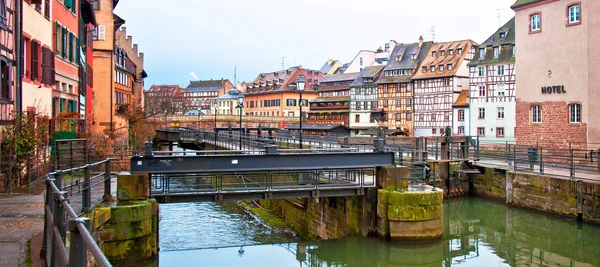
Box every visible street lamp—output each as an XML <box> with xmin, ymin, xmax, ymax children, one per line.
<box><xmin>237</xmin><ymin>96</ymin><xmax>244</xmax><ymax>150</ymax></box>
<box><xmin>197</xmin><ymin>104</ymin><xmax>201</xmax><ymax>130</ymax></box>
<box><xmin>296</xmin><ymin>74</ymin><xmax>306</xmax><ymax>149</ymax></box>
<box><xmin>212</xmin><ymin>99</ymin><xmax>218</xmax><ymax>143</ymax></box>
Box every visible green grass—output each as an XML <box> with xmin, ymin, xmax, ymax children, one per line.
<box><xmin>26</xmin><ymin>240</ymin><xmax>32</xmax><ymax>267</ymax></box>
<box><xmin>250</xmin><ymin>206</ymin><xmax>288</xmax><ymax>229</ymax></box>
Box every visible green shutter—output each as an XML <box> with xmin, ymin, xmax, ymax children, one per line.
<box><xmin>61</xmin><ymin>27</ymin><xmax>67</xmax><ymax>58</ymax></box>
<box><xmin>68</xmin><ymin>33</ymin><xmax>73</xmax><ymax>62</ymax></box>
<box><xmin>75</xmin><ymin>37</ymin><xmax>80</xmax><ymax>65</ymax></box>
<box><xmin>71</xmin><ymin>0</ymin><xmax>76</xmax><ymax>14</ymax></box>
<box><xmin>65</xmin><ymin>0</ymin><xmax>73</xmax><ymax>9</ymax></box>
<box><xmin>55</xmin><ymin>22</ymin><xmax>60</xmax><ymax>54</ymax></box>
<box><xmin>59</xmin><ymin>98</ymin><xmax>64</xmax><ymax>112</ymax></box>
<box><xmin>293</xmin><ymin>99</ymin><xmax>297</xmax><ymax>106</ymax></box>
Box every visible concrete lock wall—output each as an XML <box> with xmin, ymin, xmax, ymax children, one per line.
<box><xmin>377</xmin><ymin>188</ymin><xmax>444</xmax><ymax>242</ymax></box>
<box><xmin>472</xmin><ymin>166</ymin><xmax>600</xmax><ymax>225</ymax></box>
<box><xmin>258</xmin><ymin>190</ymin><xmax>376</xmax><ymax>240</ymax></box>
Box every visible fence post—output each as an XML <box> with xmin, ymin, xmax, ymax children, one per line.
<box><xmin>40</xmin><ymin>178</ymin><xmax>52</xmax><ymax>259</ymax></box>
<box><xmin>570</xmin><ymin>148</ymin><xmax>575</xmax><ymax>178</ymax></box>
<box><xmin>27</xmin><ymin>152</ymin><xmax>33</xmax><ymax>185</ymax></box>
<box><xmin>68</xmin><ymin>218</ymin><xmax>89</xmax><ymax>267</ymax></box>
<box><xmin>53</xmin><ymin>191</ymin><xmax>67</xmax><ymax>243</ymax></box>
<box><xmin>82</xmin><ymin>165</ymin><xmax>91</xmax><ymax>214</ymax></box>
<box><xmin>104</xmin><ymin>160</ymin><xmax>112</xmax><ymax>199</ymax></box>
<box><xmin>539</xmin><ymin>148</ymin><xmax>544</xmax><ymax>175</ymax></box>
<box><xmin>513</xmin><ymin>144</ymin><xmax>517</xmax><ymax>171</ymax></box>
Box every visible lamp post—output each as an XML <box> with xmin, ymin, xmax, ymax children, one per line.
<box><xmin>212</xmin><ymin>99</ymin><xmax>218</xmax><ymax>143</ymax></box>
<box><xmin>197</xmin><ymin>104</ymin><xmax>201</xmax><ymax>130</ymax></box>
<box><xmin>296</xmin><ymin>74</ymin><xmax>306</xmax><ymax>149</ymax></box>
<box><xmin>237</xmin><ymin>96</ymin><xmax>244</xmax><ymax>150</ymax></box>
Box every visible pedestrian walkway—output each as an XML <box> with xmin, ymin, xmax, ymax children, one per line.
<box><xmin>0</xmin><ymin>194</ymin><xmax>44</xmax><ymax>267</ymax></box>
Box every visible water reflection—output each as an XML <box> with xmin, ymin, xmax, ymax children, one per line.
<box><xmin>156</xmin><ymin>198</ymin><xmax>600</xmax><ymax>267</ymax></box>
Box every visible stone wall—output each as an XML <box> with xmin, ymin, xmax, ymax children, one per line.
<box><xmin>259</xmin><ymin>190</ymin><xmax>376</xmax><ymax>240</ymax></box>
<box><xmin>472</xmin><ymin>166</ymin><xmax>600</xmax><ymax>225</ymax></box>
<box><xmin>515</xmin><ymin>100</ymin><xmax>587</xmax><ymax>145</ymax></box>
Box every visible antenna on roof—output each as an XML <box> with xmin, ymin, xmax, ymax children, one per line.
<box><xmin>496</xmin><ymin>9</ymin><xmax>502</xmax><ymax>28</ymax></box>
<box><xmin>430</xmin><ymin>26</ymin><xmax>436</xmax><ymax>42</ymax></box>
<box><xmin>282</xmin><ymin>57</ymin><xmax>285</xmax><ymax>71</ymax></box>
<box><xmin>234</xmin><ymin>65</ymin><xmax>237</xmax><ymax>84</ymax></box>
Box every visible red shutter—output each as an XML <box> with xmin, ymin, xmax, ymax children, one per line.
<box><xmin>31</xmin><ymin>41</ymin><xmax>39</xmax><ymax>80</ymax></box>
<box><xmin>50</xmin><ymin>50</ymin><xmax>55</xmax><ymax>84</ymax></box>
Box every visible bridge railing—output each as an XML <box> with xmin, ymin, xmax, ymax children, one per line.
<box><xmin>42</xmin><ymin>160</ymin><xmax>113</xmax><ymax>267</ymax></box>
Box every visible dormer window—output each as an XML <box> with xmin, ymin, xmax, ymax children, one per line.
<box><xmin>441</xmin><ymin>50</ymin><xmax>446</xmax><ymax>56</ymax></box>
<box><xmin>479</xmin><ymin>48</ymin><xmax>485</xmax><ymax>59</ymax></box>
<box><xmin>432</xmin><ymin>51</ymin><xmax>437</xmax><ymax>57</ymax></box>
<box><xmin>439</xmin><ymin>65</ymin><xmax>444</xmax><ymax>72</ymax></box>
<box><xmin>499</xmin><ymin>32</ymin><xmax>506</xmax><ymax>39</ymax></box>
<box><xmin>447</xmin><ymin>64</ymin><xmax>452</xmax><ymax>71</ymax></box>
<box><xmin>430</xmin><ymin>66</ymin><xmax>435</xmax><ymax>72</ymax></box>
<box><xmin>411</xmin><ymin>53</ymin><xmax>416</xmax><ymax>60</ymax></box>
<box><xmin>493</xmin><ymin>46</ymin><xmax>499</xmax><ymax>58</ymax></box>
<box><xmin>449</xmin><ymin>49</ymin><xmax>454</xmax><ymax>55</ymax></box>
<box><xmin>422</xmin><ymin>67</ymin><xmax>427</xmax><ymax>73</ymax></box>
<box><xmin>457</xmin><ymin>48</ymin><xmax>463</xmax><ymax>54</ymax></box>
<box><xmin>396</xmin><ymin>55</ymin><xmax>401</xmax><ymax>61</ymax></box>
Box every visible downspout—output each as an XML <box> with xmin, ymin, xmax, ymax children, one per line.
<box><xmin>15</xmin><ymin>0</ymin><xmax>22</xmax><ymax>114</ymax></box>
<box><xmin>110</xmin><ymin>31</ymin><xmax>115</xmax><ymax>135</ymax></box>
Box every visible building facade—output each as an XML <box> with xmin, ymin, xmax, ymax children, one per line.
<box><xmin>22</xmin><ymin>0</ymin><xmax>54</xmax><ymax>116</ymax></box>
<box><xmin>319</xmin><ymin>59</ymin><xmax>343</xmax><ymax>75</ymax></box>
<box><xmin>452</xmin><ymin>90</ymin><xmax>471</xmax><ymax>136</ymax></box>
<box><xmin>244</xmin><ymin>67</ymin><xmax>322</xmax><ymax>118</ymax></box>
<box><xmin>411</xmin><ymin>40</ymin><xmax>476</xmax><ymax>137</ymax></box>
<box><xmin>214</xmin><ymin>88</ymin><xmax>244</xmax><ymax>116</ymax></box>
<box><xmin>349</xmin><ymin>66</ymin><xmax>383</xmax><ymax>135</ymax></box>
<box><xmin>52</xmin><ymin>0</ymin><xmax>80</xmax><ymax>119</ymax></box>
<box><xmin>145</xmin><ymin>85</ymin><xmax>184</xmax><ymax>116</ymax></box>
<box><xmin>376</xmin><ymin>38</ymin><xmax>431</xmax><ymax>135</ymax></box>
<box><xmin>184</xmin><ymin>79</ymin><xmax>233</xmax><ymax>114</ymax></box>
<box><xmin>113</xmin><ymin>45</ymin><xmax>135</xmax><ymax>117</ymax></box>
<box><xmin>344</xmin><ymin>40</ymin><xmax>397</xmax><ymax>74</ymax></box>
<box><xmin>0</xmin><ymin>0</ymin><xmax>15</xmax><ymax>125</ymax></box>
<box><xmin>512</xmin><ymin>0</ymin><xmax>599</xmax><ymax>144</ymax></box>
<box><xmin>307</xmin><ymin>73</ymin><xmax>357</xmax><ymax>126</ymax></box>
<box><xmin>115</xmin><ymin>26</ymin><xmax>146</xmax><ymax>109</ymax></box>
<box><xmin>468</xmin><ymin>18</ymin><xmax>516</xmax><ymax>142</ymax></box>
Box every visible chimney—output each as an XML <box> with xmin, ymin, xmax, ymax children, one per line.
<box><xmin>327</xmin><ymin>59</ymin><xmax>333</xmax><ymax>65</ymax></box>
<box><xmin>419</xmin><ymin>36</ymin><xmax>424</xmax><ymax>48</ymax></box>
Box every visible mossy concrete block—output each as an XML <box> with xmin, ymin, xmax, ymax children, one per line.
<box><xmin>388</xmin><ymin>204</ymin><xmax>442</xmax><ymax>222</ymax></box>
<box><xmin>377</xmin><ymin>218</ymin><xmax>389</xmax><ymax>237</ymax></box>
<box><xmin>388</xmin><ymin>190</ymin><xmax>443</xmax><ymax>206</ymax></box>
<box><xmin>389</xmin><ymin>218</ymin><xmax>443</xmax><ymax>242</ymax></box>
<box><xmin>110</xmin><ymin>202</ymin><xmax>152</xmax><ymax>224</ymax></box>
<box><xmin>102</xmin><ymin>233</ymin><xmax>158</xmax><ymax>263</ymax></box>
<box><xmin>99</xmin><ymin>229</ymin><xmax>114</xmax><ymax>241</ymax></box>
<box><xmin>378</xmin><ymin>189</ymin><xmax>389</xmax><ymax>204</ymax></box>
<box><xmin>105</xmin><ymin>218</ymin><xmax>153</xmax><ymax>241</ymax></box>
<box><xmin>86</xmin><ymin>207</ymin><xmax>111</xmax><ymax>230</ymax></box>
<box><xmin>117</xmin><ymin>173</ymin><xmax>149</xmax><ymax>201</ymax></box>
<box><xmin>377</xmin><ymin>202</ymin><xmax>389</xmax><ymax>219</ymax></box>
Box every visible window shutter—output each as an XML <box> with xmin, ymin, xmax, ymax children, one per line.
<box><xmin>41</xmin><ymin>47</ymin><xmax>47</xmax><ymax>84</ymax></box>
<box><xmin>98</xmin><ymin>25</ymin><xmax>105</xmax><ymax>40</ymax></box>
<box><xmin>61</xmin><ymin>27</ymin><xmax>67</xmax><ymax>58</ymax></box>
<box><xmin>293</xmin><ymin>99</ymin><xmax>297</xmax><ymax>106</ymax></box>
<box><xmin>50</xmin><ymin>51</ymin><xmax>55</xmax><ymax>84</ymax></box>
<box><xmin>64</xmin><ymin>0</ymin><xmax>73</xmax><ymax>9</ymax></box>
<box><xmin>59</xmin><ymin>98</ymin><xmax>64</xmax><ymax>112</ymax></box>
<box><xmin>68</xmin><ymin>32</ymin><xmax>74</xmax><ymax>62</ymax></box>
<box><xmin>75</xmin><ymin>37</ymin><xmax>80</xmax><ymax>65</ymax></box>
<box><xmin>55</xmin><ymin>22</ymin><xmax>60</xmax><ymax>54</ymax></box>
<box><xmin>31</xmin><ymin>41</ymin><xmax>38</xmax><ymax>80</ymax></box>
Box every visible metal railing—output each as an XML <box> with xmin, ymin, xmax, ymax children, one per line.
<box><xmin>42</xmin><ymin>159</ymin><xmax>113</xmax><ymax>267</ymax></box>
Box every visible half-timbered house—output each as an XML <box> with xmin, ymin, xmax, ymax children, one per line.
<box><xmin>349</xmin><ymin>66</ymin><xmax>383</xmax><ymax>136</ymax></box>
<box><xmin>411</xmin><ymin>39</ymin><xmax>477</xmax><ymax>137</ymax></box>
<box><xmin>468</xmin><ymin>18</ymin><xmax>516</xmax><ymax>141</ymax></box>
<box><xmin>307</xmin><ymin>72</ymin><xmax>357</xmax><ymax>126</ymax></box>
<box><xmin>376</xmin><ymin>37</ymin><xmax>432</xmax><ymax>136</ymax></box>
<box><xmin>0</xmin><ymin>0</ymin><xmax>15</xmax><ymax>126</ymax></box>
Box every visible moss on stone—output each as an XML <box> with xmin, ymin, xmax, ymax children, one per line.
<box><xmin>110</xmin><ymin>201</ymin><xmax>152</xmax><ymax>224</ymax></box>
<box><xmin>388</xmin><ymin>191</ymin><xmax>443</xmax><ymax>206</ymax></box>
<box><xmin>377</xmin><ymin>202</ymin><xmax>388</xmax><ymax>219</ymax></box>
<box><xmin>378</xmin><ymin>189</ymin><xmax>389</xmax><ymax>204</ymax></box>
<box><xmin>250</xmin><ymin>206</ymin><xmax>288</xmax><ymax>229</ymax></box>
<box><xmin>105</xmin><ymin>218</ymin><xmax>153</xmax><ymax>241</ymax></box>
<box><xmin>388</xmin><ymin>204</ymin><xmax>442</xmax><ymax>222</ymax></box>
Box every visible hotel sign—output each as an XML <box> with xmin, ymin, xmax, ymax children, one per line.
<box><xmin>541</xmin><ymin>85</ymin><xmax>566</xmax><ymax>94</ymax></box>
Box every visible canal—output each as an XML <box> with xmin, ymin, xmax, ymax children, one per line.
<box><xmin>145</xmin><ymin>197</ymin><xmax>600</xmax><ymax>267</ymax></box>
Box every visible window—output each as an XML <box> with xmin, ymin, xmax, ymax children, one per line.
<box><xmin>430</xmin><ymin>66</ymin><xmax>435</xmax><ymax>72</ymax></box>
<box><xmin>441</xmin><ymin>50</ymin><xmax>445</xmax><ymax>56</ymax></box>
<box><xmin>497</xmin><ymin>127</ymin><xmax>505</xmax><ymax>137</ymax></box>
<box><xmin>407</xmin><ymin>83</ymin><xmax>412</xmax><ymax>92</ymax></box>
<box><xmin>359</xmin><ymin>57</ymin><xmax>363</xmax><ymax>66</ymax></box>
<box><xmin>411</xmin><ymin>54</ymin><xmax>416</xmax><ymax>60</ymax></box>
<box><xmin>97</xmin><ymin>25</ymin><xmax>106</xmax><ymax>40</ymax></box>
<box><xmin>0</xmin><ymin>59</ymin><xmax>9</xmax><ymax>99</ymax></box>
<box><xmin>443</xmin><ymin>79</ymin><xmax>450</xmax><ymax>86</ymax></box>
<box><xmin>406</xmin><ymin>113</ymin><xmax>412</xmax><ymax>121</ymax></box>
<box><xmin>406</xmin><ymin>98</ymin><xmax>412</xmax><ymax>107</ymax></box>
<box><xmin>439</xmin><ymin>65</ymin><xmax>444</xmax><ymax>72</ymax></box>
<box><xmin>479</xmin><ymin>48</ymin><xmax>485</xmax><ymax>59</ymax></box>
<box><xmin>0</xmin><ymin>0</ymin><xmax>7</xmax><ymax>30</ymax></box>
<box><xmin>478</xmin><ymin>107</ymin><xmax>485</xmax><ymax>119</ymax></box>
<box><xmin>512</xmin><ymin>45</ymin><xmax>516</xmax><ymax>56</ymax></box>
<box><xmin>497</xmin><ymin>65</ymin><xmax>505</xmax><ymax>75</ymax></box>
<box><xmin>478</xmin><ymin>86</ymin><xmax>485</xmax><ymax>97</ymax></box>
<box><xmin>531</xmin><ymin>105</ymin><xmax>541</xmax><ymax>123</ymax></box>
<box><xmin>500</xmin><ymin>32</ymin><xmax>506</xmax><ymax>39</ymax></box>
<box><xmin>449</xmin><ymin>49</ymin><xmax>454</xmax><ymax>55</ymax></box>
<box><xmin>432</xmin><ymin>51</ymin><xmax>437</xmax><ymax>57</ymax></box>
<box><xmin>447</xmin><ymin>64</ymin><xmax>452</xmax><ymax>71</ymax></box>
<box><xmin>478</xmin><ymin>67</ymin><xmax>485</xmax><ymax>77</ymax></box>
<box><xmin>355</xmin><ymin>114</ymin><xmax>360</xmax><ymax>123</ymax></box>
<box><xmin>568</xmin><ymin>4</ymin><xmax>580</xmax><ymax>24</ymax></box>
<box><xmin>458</xmin><ymin>110</ymin><xmax>465</xmax><ymax>121</ymax></box>
<box><xmin>444</xmin><ymin>114</ymin><xmax>449</xmax><ymax>121</ymax></box>
<box><xmin>431</xmin><ymin>114</ymin><xmax>436</xmax><ymax>121</ymax></box>
<box><xmin>432</xmin><ymin>128</ymin><xmax>437</xmax><ymax>134</ymax></box>
<box><xmin>569</xmin><ymin>103</ymin><xmax>581</xmax><ymax>123</ymax></box>
<box><xmin>498</xmin><ymin>84</ymin><xmax>505</xmax><ymax>96</ymax></box>
<box><xmin>31</xmin><ymin>41</ymin><xmax>40</xmax><ymax>81</ymax></box>
<box><xmin>91</xmin><ymin>0</ymin><xmax>99</xmax><ymax>10</ymax></box>
<box><xmin>493</xmin><ymin>47</ymin><xmax>499</xmax><ymax>58</ymax></box>
<box><xmin>422</xmin><ymin>67</ymin><xmax>427</xmax><ymax>73</ymax></box>
<box><xmin>457</xmin><ymin>48</ymin><xmax>463</xmax><ymax>54</ymax></box>
<box><xmin>395</xmin><ymin>99</ymin><xmax>401</xmax><ymax>107</ymax></box>
<box><xmin>477</xmin><ymin>127</ymin><xmax>485</xmax><ymax>137</ymax></box>
<box><xmin>530</xmin><ymin>13</ymin><xmax>541</xmax><ymax>32</ymax></box>
<box><xmin>395</xmin><ymin>113</ymin><xmax>401</xmax><ymax>121</ymax></box>
<box><xmin>396</xmin><ymin>84</ymin><xmax>402</xmax><ymax>93</ymax></box>
<box><xmin>497</xmin><ymin>107</ymin><xmax>505</xmax><ymax>119</ymax></box>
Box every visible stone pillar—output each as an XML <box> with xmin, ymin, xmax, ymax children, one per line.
<box><xmin>386</xmin><ymin>185</ymin><xmax>443</xmax><ymax>242</ymax></box>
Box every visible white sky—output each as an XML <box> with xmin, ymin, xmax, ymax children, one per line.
<box><xmin>114</xmin><ymin>0</ymin><xmax>516</xmax><ymax>88</ymax></box>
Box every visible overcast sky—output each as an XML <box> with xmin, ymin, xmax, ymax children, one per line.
<box><xmin>114</xmin><ymin>0</ymin><xmax>516</xmax><ymax>88</ymax></box>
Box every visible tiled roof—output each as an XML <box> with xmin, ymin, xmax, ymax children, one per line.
<box><xmin>351</xmin><ymin>66</ymin><xmax>384</xmax><ymax>87</ymax></box>
<box><xmin>321</xmin><ymin>73</ymin><xmax>360</xmax><ymax>83</ymax></box>
<box><xmin>452</xmin><ymin>90</ymin><xmax>470</xmax><ymax>108</ymax></box>
<box><xmin>469</xmin><ymin>18</ymin><xmax>515</xmax><ymax>66</ymax></box>
<box><xmin>147</xmin><ymin>85</ymin><xmax>183</xmax><ymax>92</ymax></box>
<box><xmin>186</xmin><ymin>80</ymin><xmax>229</xmax><ymax>92</ymax></box>
<box><xmin>285</xmin><ymin>124</ymin><xmax>349</xmax><ymax>130</ymax></box>
<box><xmin>511</xmin><ymin>0</ymin><xmax>544</xmax><ymax>9</ymax></box>
<box><xmin>318</xmin><ymin>84</ymin><xmax>352</xmax><ymax>92</ymax></box>
<box><xmin>311</xmin><ymin>96</ymin><xmax>350</xmax><ymax>102</ymax></box>
<box><xmin>245</xmin><ymin>67</ymin><xmax>323</xmax><ymax>94</ymax></box>
<box><xmin>411</xmin><ymin>40</ymin><xmax>477</xmax><ymax>80</ymax></box>
<box><xmin>377</xmin><ymin>41</ymin><xmax>432</xmax><ymax>84</ymax></box>
<box><xmin>216</xmin><ymin>89</ymin><xmax>244</xmax><ymax>100</ymax></box>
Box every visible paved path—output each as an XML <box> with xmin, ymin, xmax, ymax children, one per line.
<box><xmin>0</xmin><ymin>194</ymin><xmax>44</xmax><ymax>267</ymax></box>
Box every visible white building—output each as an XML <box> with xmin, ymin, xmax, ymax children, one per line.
<box><xmin>349</xmin><ymin>66</ymin><xmax>384</xmax><ymax>136</ymax></box>
<box><xmin>343</xmin><ymin>40</ymin><xmax>398</xmax><ymax>74</ymax></box>
<box><xmin>452</xmin><ymin>90</ymin><xmax>471</xmax><ymax>136</ymax></box>
<box><xmin>212</xmin><ymin>89</ymin><xmax>244</xmax><ymax>115</ymax></box>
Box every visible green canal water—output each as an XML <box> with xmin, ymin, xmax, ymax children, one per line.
<box><xmin>149</xmin><ymin>198</ymin><xmax>600</xmax><ymax>267</ymax></box>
